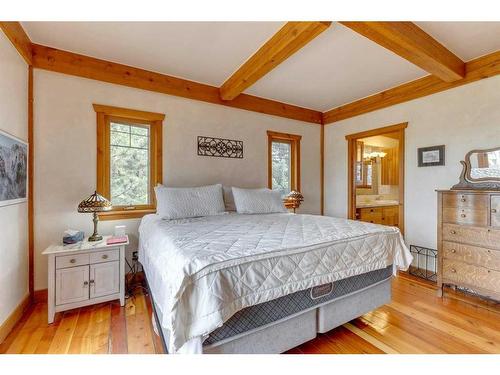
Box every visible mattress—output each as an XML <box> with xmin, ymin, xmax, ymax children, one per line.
<box><xmin>204</xmin><ymin>265</ymin><xmax>392</xmax><ymax>345</ymax></box>
<box><xmin>139</xmin><ymin>213</ymin><xmax>412</xmax><ymax>353</ymax></box>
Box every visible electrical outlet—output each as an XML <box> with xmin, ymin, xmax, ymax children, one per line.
<box><xmin>132</xmin><ymin>251</ymin><xmax>138</xmax><ymax>261</ymax></box>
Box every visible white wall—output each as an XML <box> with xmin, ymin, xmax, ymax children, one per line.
<box><xmin>0</xmin><ymin>32</ymin><xmax>29</xmax><ymax>325</ymax></box>
<box><xmin>325</xmin><ymin>75</ymin><xmax>500</xmax><ymax>250</ymax></box>
<box><xmin>34</xmin><ymin>70</ymin><xmax>321</xmax><ymax>290</ymax></box>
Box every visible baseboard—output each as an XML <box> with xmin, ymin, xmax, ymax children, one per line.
<box><xmin>33</xmin><ymin>289</ymin><xmax>48</xmax><ymax>304</ymax></box>
<box><xmin>0</xmin><ymin>293</ymin><xmax>31</xmax><ymax>344</ymax></box>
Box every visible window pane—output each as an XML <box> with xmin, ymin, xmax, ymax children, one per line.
<box><xmin>110</xmin><ymin>122</ymin><xmax>150</xmax><ymax>206</ymax></box>
<box><xmin>271</xmin><ymin>141</ymin><xmax>291</xmax><ymax>196</ymax></box>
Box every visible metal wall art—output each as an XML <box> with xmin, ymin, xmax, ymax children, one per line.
<box><xmin>197</xmin><ymin>136</ymin><xmax>243</xmax><ymax>159</ymax></box>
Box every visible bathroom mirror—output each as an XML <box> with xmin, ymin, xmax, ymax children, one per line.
<box><xmin>452</xmin><ymin>146</ymin><xmax>500</xmax><ymax>190</ymax></box>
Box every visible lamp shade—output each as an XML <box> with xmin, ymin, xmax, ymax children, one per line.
<box><xmin>78</xmin><ymin>191</ymin><xmax>112</xmax><ymax>213</ymax></box>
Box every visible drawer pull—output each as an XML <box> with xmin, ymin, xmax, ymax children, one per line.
<box><xmin>70</xmin><ymin>259</ymin><xmax>76</xmax><ymax>264</ymax></box>
<box><xmin>451</xmin><ymin>268</ymin><xmax>456</xmax><ymax>273</ymax></box>
<box><xmin>461</xmin><ymin>198</ymin><xmax>466</xmax><ymax>202</ymax></box>
<box><xmin>450</xmin><ymin>230</ymin><xmax>456</xmax><ymax>234</ymax></box>
<box><xmin>83</xmin><ymin>281</ymin><xmax>88</xmax><ymax>286</ymax></box>
<box><xmin>460</xmin><ymin>214</ymin><xmax>466</xmax><ymax>218</ymax></box>
<box><xmin>492</xmin><ymin>209</ymin><xmax>498</xmax><ymax>213</ymax></box>
<box><xmin>89</xmin><ymin>279</ymin><xmax>95</xmax><ymax>284</ymax></box>
<box><xmin>102</xmin><ymin>254</ymin><xmax>108</xmax><ymax>260</ymax></box>
<box><xmin>451</xmin><ymin>249</ymin><xmax>456</xmax><ymax>253</ymax></box>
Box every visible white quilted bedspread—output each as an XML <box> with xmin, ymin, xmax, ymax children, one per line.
<box><xmin>138</xmin><ymin>213</ymin><xmax>412</xmax><ymax>352</ymax></box>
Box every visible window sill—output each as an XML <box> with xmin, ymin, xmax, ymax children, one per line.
<box><xmin>98</xmin><ymin>208</ymin><xmax>156</xmax><ymax>221</ymax></box>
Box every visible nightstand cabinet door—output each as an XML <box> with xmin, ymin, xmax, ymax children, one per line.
<box><xmin>90</xmin><ymin>262</ymin><xmax>120</xmax><ymax>299</ymax></box>
<box><xmin>55</xmin><ymin>265</ymin><xmax>90</xmax><ymax>305</ymax></box>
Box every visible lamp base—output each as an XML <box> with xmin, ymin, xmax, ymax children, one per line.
<box><xmin>88</xmin><ymin>234</ymin><xmax>103</xmax><ymax>242</ymax></box>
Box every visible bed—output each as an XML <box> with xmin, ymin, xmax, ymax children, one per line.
<box><xmin>138</xmin><ymin>212</ymin><xmax>412</xmax><ymax>354</ymax></box>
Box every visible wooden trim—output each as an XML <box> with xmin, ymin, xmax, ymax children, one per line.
<box><xmin>345</xmin><ymin>122</ymin><xmax>408</xmax><ymax>140</ymax></box>
<box><xmin>324</xmin><ymin>50</ymin><xmax>500</xmax><ymax>124</ymax></box>
<box><xmin>99</xmin><ymin>209</ymin><xmax>156</xmax><ymax>221</ymax></box>
<box><xmin>346</xmin><ymin>124</ymin><xmax>406</xmax><ymax>235</ymax></box>
<box><xmin>320</xmin><ymin>124</ymin><xmax>324</xmax><ymax>215</ymax></box>
<box><xmin>28</xmin><ymin>65</ymin><xmax>34</xmax><ymax>300</ymax></box>
<box><xmin>0</xmin><ymin>22</ymin><xmax>33</xmax><ymax>65</ymax></box>
<box><xmin>220</xmin><ymin>21</ymin><xmax>331</xmax><ymax>100</ymax></box>
<box><xmin>0</xmin><ymin>294</ymin><xmax>30</xmax><ymax>343</ymax></box>
<box><xmin>267</xmin><ymin>130</ymin><xmax>302</xmax><ymax>193</ymax></box>
<box><xmin>32</xmin><ymin>44</ymin><xmax>322</xmax><ymax>125</ymax></box>
<box><xmin>33</xmin><ymin>289</ymin><xmax>48</xmax><ymax>304</ymax></box>
<box><xmin>340</xmin><ymin>22</ymin><xmax>464</xmax><ymax>82</ymax></box>
<box><xmin>94</xmin><ymin>105</ymin><xmax>164</xmax><ymax>220</ymax></box>
<box><xmin>92</xmin><ymin>104</ymin><xmax>165</xmax><ymax>121</ymax></box>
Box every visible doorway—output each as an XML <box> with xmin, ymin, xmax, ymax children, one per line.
<box><xmin>346</xmin><ymin>123</ymin><xmax>407</xmax><ymax>234</ymax></box>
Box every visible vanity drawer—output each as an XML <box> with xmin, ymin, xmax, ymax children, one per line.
<box><xmin>442</xmin><ymin>207</ymin><xmax>487</xmax><ymax>226</ymax></box>
<box><xmin>442</xmin><ymin>241</ymin><xmax>500</xmax><ymax>271</ymax></box>
<box><xmin>56</xmin><ymin>253</ymin><xmax>90</xmax><ymax>269</ymax></box>
<box><xmin>90</xmin><ymin>249</ymin><xmax>120</xmax><ymax>264</ymax></box>
<box><xmin>442</xmin><ymin>192</ymin><xmax>488</xmax><ymax>210</ymax></box>
<box><xmin>358</xmin><ymin>207</ymin><xmax>383</xmax><ymax>224</ymax></box>
<box><xmin>442</xmin><ymin>223</ymin><xmax>500</xmax><ymax>250</ymax></box>
<box><xmin>442</xmin><ymin>259</ymin><xmax>500</xmax><ymax>294</ymax></box>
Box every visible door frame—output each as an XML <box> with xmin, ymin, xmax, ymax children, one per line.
<box><xmin>345</xmin><ymin>122</ymin><xmax>407</xmax><ymax>235</ymax></box>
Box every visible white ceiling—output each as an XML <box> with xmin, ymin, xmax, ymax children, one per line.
<box><xmin>23</xmin><ymin>21</ymin><xmax>500</xmax><ymax>112</ymax></box>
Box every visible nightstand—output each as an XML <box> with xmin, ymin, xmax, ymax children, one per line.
<box><xmin>42</xmin><ymin>235</ymin><xmax>129</xmax><ymax>324</ymax></box>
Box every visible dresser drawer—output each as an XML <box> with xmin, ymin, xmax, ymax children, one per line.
<box><xmin>442</xmin><ymin>192</ymin><xmax>488</xmax><ymax>210</ymax></box>
<box><xmin>56</xmin><ymin>253</ymin><xmax>90</xmax><ymax>269</ymax></box>
<box><xmin>442</xmin><ymin>259</ymin><xmax>500</xmax><ymax>295</ymax></box>
<box><xmin>443</xmin><ymin>241</ymin><xmax>500</xmax><ymax>271</ymax></box>
<box><xmin>442</xmin><ymin>207</ymin><xmax>488</xmax><ymax>226</ymax></box>
<box><xmin>90</xmin><ymin>249</ymin><xmax>120</xmax><ymax>264</ymax></box>
<box><xmin>442</xmin><ymin>223</ymin><xmax>500</xmax><ymax>250</ymax></box>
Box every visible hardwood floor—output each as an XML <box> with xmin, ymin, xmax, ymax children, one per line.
<box><xmin>1</xmin><ymin>275</ymin><xmax>499</xmax><ymax>354</ymax></box>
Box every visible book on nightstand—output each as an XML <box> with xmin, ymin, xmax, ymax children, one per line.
<box><xmin>106</xmin><ymin>235</ymin><xmax>128</xmax><ymax>245</ymax></box>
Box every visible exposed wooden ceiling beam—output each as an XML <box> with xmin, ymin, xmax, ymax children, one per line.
<box><xmin>323</xmin><ymin>50</ymin><xmax>500</xmax><ymax>124</ymax></box>
<box><xmin>0</xmin><ymin>21</ymin><xmax>33</xmax><ymax>65</ymax></box>
<box><xmin>32</xmin><ymin>44</ymin><xmax>322</xmax><ymax>124</ymax></box>
<box><xmin>219</xmin><ymin>21</ymin><xmax>331</xmax><ymax>101</ymax></box>
<box><xmin>340</xmin><ymin>22</ymin><xmax>465</xmax><ymax>82</ymax></box>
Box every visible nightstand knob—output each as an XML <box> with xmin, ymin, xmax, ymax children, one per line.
<box><xmin>83</xmin><ymin>281</ymin><xmax>89</xmax><ymax>286</ymax></box>
<box><xmin>102</xmin><ymin>254</ymin><xmax>108</xmax><ymax>259</ymax></box>
<box><xmin>70</xmin><ymin>259</ymin><xmax>76</xmax><ymax>264</ymax></box>
<box><xmin>89</xmin><ymin>279</ymin><xmax>95</xmax><ymax>284</ymax></box>
<box><xmin>460</xmin><ymin>214</ymin><xmax>466</xmax><ymax>218</ymax></box>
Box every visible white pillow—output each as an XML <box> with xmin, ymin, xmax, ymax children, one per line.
<box><xmin>155</xmin><ymin>184</ymin><xmax>225</xmax><ymax>219</ymax></box>
<box><xmin>232</xmin><ymin>187</ymin><xmax>287</xmax><ymax>214</ymax></box>
<box><xmin>222</xmin><ymin>186</ymin><xmax>237</xmax><ymax>211</ymax></box>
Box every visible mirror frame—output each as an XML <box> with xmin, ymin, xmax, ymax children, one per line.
<box><xmin>452</xmin><ymin>146</ymin><xmax>500</xmax><ymax>190</ymax></box>
<box><xmin>465</xmin><ymin>146</ymin><xmax>500</xmax><ymax>182</ymax></box>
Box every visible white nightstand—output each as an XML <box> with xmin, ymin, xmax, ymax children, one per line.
<box><xmin>42</xmin><ymin>235</ymin><xmax>129</xmax><ymax>324</ymax></box>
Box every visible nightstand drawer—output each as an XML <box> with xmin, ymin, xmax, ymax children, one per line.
<box><xmin>90</xmin><ymin>249</ymin><xmax>119</xmax><ymax>264</ymax></box>
<box><xmin>56</xmin><ymin>253</ymin><xmax>90</xmax><ymax>269</ymax></box>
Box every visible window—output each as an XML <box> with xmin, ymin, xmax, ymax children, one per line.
<box><xmin>94</xmin><ymin>104</ymin><xmax>164</xmax><ymax>220</ymax></box>
<box><xmin>267</xmin><ymin>130</ymin><xmax>301</xmax><ymax>196</ymax></box>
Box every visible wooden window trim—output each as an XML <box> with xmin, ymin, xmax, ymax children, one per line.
<box><xmin>267</xmin><ymin>130</ymin><xmax>302</xmax><ymax>193</ymax></box>
<box><xmin>94</xmin><ymin>104</ymin><xmax>164</xmax><ymax>221</ymax></box>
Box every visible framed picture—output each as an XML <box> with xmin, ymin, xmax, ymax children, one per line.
<box><xmin>0</xmin><ymin>129</ymin><xmax>28</xmax><ymax>207</ymax></box>
<box><xmin>418</xmin><ymin>145</ymin><xmax>445</xmax><ymax>167</ymax></box>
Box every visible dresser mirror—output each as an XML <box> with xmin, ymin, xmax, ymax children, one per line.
<box><xmin>453</xmin><ymin>146</ymin><xmax>500</xmax><ymax>190</ymax></box>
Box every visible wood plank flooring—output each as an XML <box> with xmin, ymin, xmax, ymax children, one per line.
<box><xmin>1</xmin><ymin>275</ymin><xmax>498</xmax><ymax>354</ymax></box>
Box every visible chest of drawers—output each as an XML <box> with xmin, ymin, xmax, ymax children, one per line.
<box><xmin>437</xmin><ymin>190</ymin><xmax>500</xmax><ymax>300</ymax></box>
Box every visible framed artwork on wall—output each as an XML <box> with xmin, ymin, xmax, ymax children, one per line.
<box><xmin>418</xmin><ymin>145</ymin><xmax>445</xmax><ymax>167</ymax></box>
<box><xmin>0</xmin><ymin>129</ymin><xmax>28</xmax><ymax>207</ymax></box>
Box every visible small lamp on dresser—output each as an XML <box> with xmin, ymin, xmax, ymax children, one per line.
<box><xmin>78</xmin><ymin>191</ymin><xmax>112</xmax><ymax>241</ymax></box>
